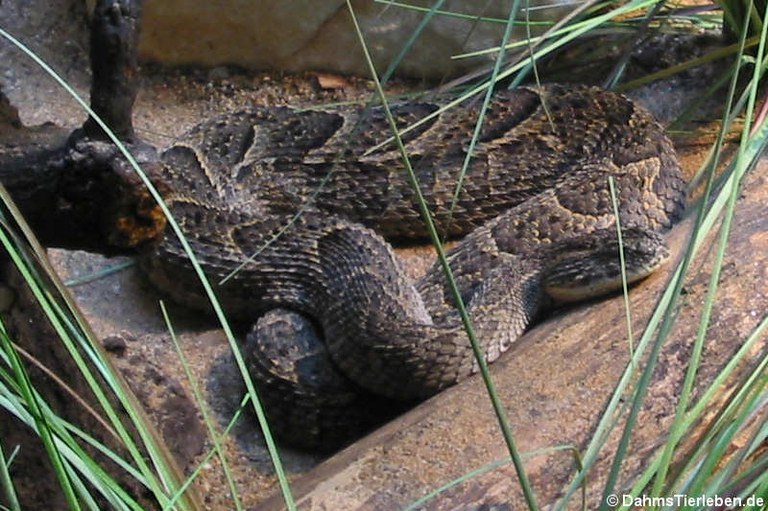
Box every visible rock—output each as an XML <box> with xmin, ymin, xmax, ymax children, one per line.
<box><xmin>85</xmin><ymin>0</ymin><xmax>577</xmax><ymax>79</ymax></box>
<box><xmin>102</xmin><ymin>333</ymin><xmax>129</xmax><ymax>354</ymax></box>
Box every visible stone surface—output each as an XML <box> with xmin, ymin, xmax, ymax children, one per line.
<box><xmin>0</xmin><ymin>0</ymin><xmax>90</xmax><ymax>126</ymax></box>
<box><xmin>85</xmin><ymin>0</ymin><xmax>577</xmax><ymax>79</ymax></box>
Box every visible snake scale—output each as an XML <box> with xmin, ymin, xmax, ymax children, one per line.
<box><xmin>129</xmin><ymin>83</ymin><xmax>686</xmax><ymax>448</ymax></box>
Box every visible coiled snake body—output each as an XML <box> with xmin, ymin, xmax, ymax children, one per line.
<box><xmin>137</xmin><ymin>84</ymin><xmax>685</xmax><ymax>448</ymax></box>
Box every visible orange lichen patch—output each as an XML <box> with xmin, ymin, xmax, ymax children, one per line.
<box><xmin>111</xmin><ymin>197</ymin><xmax>167</xmax><ymax>248</ymax></box>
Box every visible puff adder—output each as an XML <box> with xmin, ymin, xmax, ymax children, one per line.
<box><xmin>135</xmin><ymin>83</ymin><xmax>686</xmax><ymax>449</ymax></box>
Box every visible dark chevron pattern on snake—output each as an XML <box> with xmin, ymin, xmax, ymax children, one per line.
<box><xmin>136</xmin><ymin>84</ymin><xmax>686</xmax><ymax>448</ymax></box>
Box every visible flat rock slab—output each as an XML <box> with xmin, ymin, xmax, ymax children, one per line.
<box><xmin>258</xmin><ymin>160</ymin><xmax>768</xmax><ymax>509</ymax></box>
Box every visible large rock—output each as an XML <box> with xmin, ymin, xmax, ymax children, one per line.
<box><xmin>85</xmin><ymin>0</ymin><xmax>577</xmax><ymax>79</ymax></box>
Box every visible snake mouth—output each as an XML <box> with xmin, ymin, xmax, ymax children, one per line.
<box><xmin>542</xmin><ymin>229</ymin><xmax>671</xmax><ymax>304</ymax></box>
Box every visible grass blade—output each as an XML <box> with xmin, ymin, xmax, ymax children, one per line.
<box><xmin>346</xmin><ymin>1</ymin><xmax>539</xmax><ymax>508</ymax></box>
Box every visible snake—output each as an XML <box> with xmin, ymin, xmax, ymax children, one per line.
<box><xmin>3</xmin><ymin>1</ymin><xmax>686</xmax><ymax>450</ymax></box>
<box><xmin>121</xmin><ymin>82</ymin><xmax>684</xmax><ymax>449</ymax></box>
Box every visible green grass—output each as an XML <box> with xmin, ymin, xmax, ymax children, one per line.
<box><xmin>0</xmin><ymin>442</ymin><xmax>20</xmax><ymax>511</ymax></box>
<box><xmin>2</xmin><ymin>0</ymin><xmax>768</xmax><ymax>510</ymax></box>
<box><xmin>0</xmin><ymin>187</ymin><xmax>192</xmax><ymax>509</ymax></box>
<box><xmin>160</xmin><ymin>302</ymin><xmax>242</xmax><ymax>510</ymax></box>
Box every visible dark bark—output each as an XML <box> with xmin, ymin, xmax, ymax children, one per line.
<box><xmin>82</xmin><ymin>0</ymin><xmax>143</xmax><ymax>141</ymax></box>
